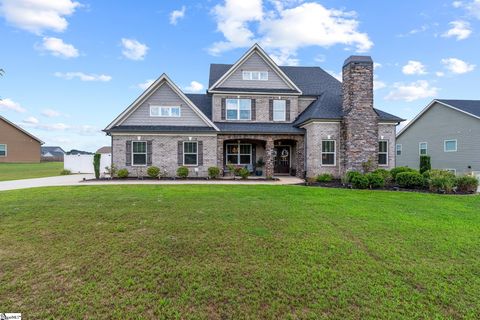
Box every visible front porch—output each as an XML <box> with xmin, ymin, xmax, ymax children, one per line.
<box><xmin>217</xmin><ymin>134</ymin><xmax>305</xmax><ymax>178</ymax></box>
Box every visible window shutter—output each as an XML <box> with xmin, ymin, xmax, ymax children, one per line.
<box><xmin>252</xmin><ymin>144</ymin><xmax>256</xmax><ymax>167</ymax></box>
<box><xmin>177</xmin><ymin>141</ymin><xmax>183</xmax><ymax>165</ymax></box>
<box><xmin>126</xmin><ymin>141</ymin><xmax>132</xmax><ymax>166</ymax></box>
<box><xmin>221</xmin><ymin>98</ymin><xmax>226</xmax><ymax>120</ymax></box>
<box><xmin>147</xmin><ymin>140</ymin><xmax>152</xmax><ymax>165</ymax></box>
<box><xmin>198</xmin><ymin>141</ymin><xmax>203</xmax><ymax>166</ymax></box>
<box><xmin>269</xmin><ymin>100</ymin><xmax>273</xmax><ymax>121</ymax></box>
<box><xmin>251</xmin><ymin>99</ymin><xmax>256</xmax><ymax>120</ymax></box>
<box><xmin>285</xmin><ymin>100</ymin><xmax>291</xmax><ymax>122</ymax></box>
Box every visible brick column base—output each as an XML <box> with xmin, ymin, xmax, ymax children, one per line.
<box><xmin>265</xmin><ymin>138</ymin><xmax>274</xmax><ymax>178</ymax></box>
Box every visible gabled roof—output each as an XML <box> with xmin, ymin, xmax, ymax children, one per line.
<box><xmin>104</xmin><ymin>74</ymin><xmax>219</xmax><ymax>132</ymax></box>
<box><xmin>208</xmin><ymin>43</ymin><xmax>302</xmax><ymax>94</ymax></box>
<box><xmin>0</xmin><ymin>115</ymin><xmax>44</xmax><ymax>144</ymax></box>
<box><xmin>96</xmin><ymin>146</ymin><xmax>112</xmax><ymax>154</ymax></box>
<box><xmin>41</xmin><ymin>146</ymin><xmax>65</xmax><ymax>156</ymax></box>
<box><xmin>214</xmin><ymin>122</ymin><xmax>305</xmax><ymax>134</ymax></box>
<box><xmin>397</xmin><ymin>99</ymin><xmax>480</xmax><ymax>137</ymax></box>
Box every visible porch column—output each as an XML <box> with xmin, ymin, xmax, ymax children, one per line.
<box><xmin>295</xmin><ymin>136</ymin><xmax>305</xmax><ymax>178</ymax></box>
<box><xmin>217</xmin><ymin>137</ymin><xmax>224</xmax><ymax>171</ymax></box>
<box><xmin>265</xmin><ymin>137</ymin><xmax>274</xmax><ymax>178</ymax></box>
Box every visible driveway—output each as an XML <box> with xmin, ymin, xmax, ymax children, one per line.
<box><xmin>0</xmin><ymin>175</ymin><xmax>304</xmax><ymax>191</ymax></box>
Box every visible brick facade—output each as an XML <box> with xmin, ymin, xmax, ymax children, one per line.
<box><xmin>304</xmin><ymin>122</ymin><xmax>342</xmax><ymax>177</ymax></box>
<box><xmin>378</xmin><ymin>124</ymin><xmax>396</xmax><ymax>169</ymax></box>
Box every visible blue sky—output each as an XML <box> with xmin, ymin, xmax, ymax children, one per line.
<box><xmin>1</xmin><ymin>0</ymin><xmax>479</xmax><ymax>151</ymax></box>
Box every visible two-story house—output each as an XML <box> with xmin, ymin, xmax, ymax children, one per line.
<box><xmin>104</xmin><ymin>44</ymin><xmax>403</xmax><ymax>178</ymax></box>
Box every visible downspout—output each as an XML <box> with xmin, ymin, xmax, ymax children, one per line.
<box><xmin>303</xmin><ymin>131</ymin><xmax>307</xmax><ymax>178</ymax></box>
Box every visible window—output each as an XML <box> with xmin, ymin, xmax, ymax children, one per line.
<box><xmin>444</xmin><ymin>139</ymin><xmax>457</xmax><ymax>152</ymax></box>
<box><xmin>396</xmin><ymin>144</ymin><xmax>402</xmax><ymax>156</ymax></box>
<box><xmin>273</xmin><ymin>100</ymin><xmax>286</xmax><ymax>121</ymax></box>
<box><xmin>150</xmin><ymin>105</ymin><xmax>181</xmax><ymax>117</ymax></box>
<box><xmin>419</xmin><ymin>142</ymin><xmax>428</xmax><ymax>155</ymax></box>
<box><xmin>226</xmin><ymin>99</ymin><xmax>251</xmax><ymax>120</ymax></box>
<box><xmin>379</xmin><ymin>140</ymin><xmax>388</xmax><ymax>166</ymax></box>
<box><xmin>183</xmin><ymin>141</ymin><xmax>198</xmax><ymax>166</ymax></box>
<box><xmin>226</xmin><ymin>143</ymin><xmax>252</xmax><ymax>165</ymax></box>
<box><xmin>242</xmin><ymin>71</ymin><xmax>268</xmax><ymax>81</ymax></box>
<box><xmin>132</xmin><ymin>141</ymin><xmax>147</xmax><ymax>166</ymax></box>
<box><xmin>321</xmin><ymin>140</ymin><xmax>336</xmax><ymax>166</ymax></box>
<box><xmin>0</xmin><ymin>144</ymin><xmax>6</xmax><ymax>157</ymax></box>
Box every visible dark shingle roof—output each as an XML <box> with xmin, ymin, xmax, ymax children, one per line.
<box><xmin>96</xmin><ymin>146</ymin><xmax>112</xmax><ymax>154</ymax></box>
<box><xmin>41</xmin><ymin>146</ymin><xmax>65</xmax><ymax>157</ymax></box>
<box><xmin>374</xmin><ymin>109</ymin><xmax>405</xmax><ymax>122</ymax></box>
<box><xmin>214</xmin><ymin>122</ymin><xmax>304</xmax><ymax>134</ymax></box>
<box><xmin>437</xmin><ymin>99</ymin><xmax>480</xmax><ymax>118</ymax></box>
<box><xmin>185</xmin><ymin>93</ymin><xmax>212</xmax><ymax>119</ymax></box>
<box><xmin>108</xmin><ymin>125</ymin><xmax>216</xmax><ymax>133</ymax></box>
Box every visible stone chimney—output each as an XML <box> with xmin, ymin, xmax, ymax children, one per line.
<box><xmin>341</xmin><ymin>55</ymin><xmax>379</xmax><ymax>173</ymax></box>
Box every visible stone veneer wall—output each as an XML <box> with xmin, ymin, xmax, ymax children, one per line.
<box><xmin>378</xmin><ymin>124</ymin><xmax>396</xmax><ymax>169</ymax></box>
<box><xmin>341</xmin><ymin>58</ymin><xmax>379</xmax><ymax>174</ymax></box>
<box><xmin>212</xmin><ymin>94</ymin><xmax>299</xmax><ymax>123</ymax></box>
<box><xmin>304</xmin><ymin>122</ymin><xmax>342</xmax><ymax>178</ymax></box>
<box><xmin>112</xmin><ymin>134</ymin><xmax>217</xmax><ymax>177</ymax></box>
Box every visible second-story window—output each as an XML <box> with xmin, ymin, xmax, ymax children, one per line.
<box><xmin>242</xmin><ymin>71</ymin><xmax>268</xmax><ymax>81</ymax></box>
<box><xmin>273</xmin><ymin>100</ymin><xmax>286</xmax><ymax>121</ymax></box>
<box><xmin>226</xmin><ymin>99</ymin><xmax>251</xmax><ymax>120</ymax></box>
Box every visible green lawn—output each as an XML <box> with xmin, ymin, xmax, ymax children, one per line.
<box><xmin>0</xmin><ymin>162</ymin><xmax>63</xmax><ymax>181</ymax></box>
<box><xmin>1</xmin><ymin>186</ymin><xmax>479</xmax><ymax>319</ymax></box>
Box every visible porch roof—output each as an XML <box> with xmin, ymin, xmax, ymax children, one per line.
<box><xmin>214</xmin><ymin>122</ymin><xmax>305</xmax><ymax>134</ymax></box>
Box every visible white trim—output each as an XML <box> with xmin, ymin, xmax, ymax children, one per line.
<box><xmin>225</xmin><ymin>98</ymin><xmax>252</xmax><ymax>121</ymax></box>
<box><xmin>242</xmin><ymin>70</ymin><xmax>268</xmax><ymax>81</ymax></box>
<box><xmin>419</xmin><ymin>142</ymin><xmax>428</xmax><ymax>155</ymax></box>
<box><xmin>209</xmin><ymin>90</ymin><xmax>302</xmax><ymax>96</ymax></box>
<box><xmin>105</xmin><ymin>74</ymin><xmax>219</xmax><ymax>131</ymax></box>
<box><xmin>273</xmin><ymin>99</ymin><xmax>287</xmax><ymax>122</ymax></box>
<box><xmin>131</xmin><ymin>141</ymin><xmax>147</xmax><ymax>166</ymax></box>
<box><xmin>225</xmin><ymin>143</ymin><xmax>252</xmax><ymax>165</ymax></box>
<box><xmin>183</xmin><ymin>141</ymin><xmax>198</xmax><ymax>166</ymax></box>
<box><xmin>0</xmin><ymin>143</ymin><xmax>7</xmax><ymax>157</ymax></box>
<box><xmin>444</xmin><ymin>139</ymin><xmax>458</xmax><ymax>152</ymax></box>
<box><xmin>149</xmin><ymin>105</ymin><xmax>181</xmax><ymax>117</ymax></box>
<box><xmin>396</xmin><ymin>143</ymin><xmax>402</xmax><ymax>156</ymax></box>
<box><xmin>397</xmin><ymin>99</ymin><xmax>480</xmax><ymax>138</ymax></box>
<box><xmin>111</xmin><ymin>133</ymin><xmax>217</xmax><ymax>137</ymax></box>
<box><xmin>0</xmin><ymin>116</ymin><xmax>44</xmax><ymax>144</ymax></box>
<box><xmin>379</xmin><ymin>140</ymin><xmax>389</xmax><ymax>166</ymax></box>
<box><xmin>208</xmin><ymin>43</ymin><xmax>302</xmax><ymax>94</ymax></box>
<box><xmin>321</xmin><ymin>140</ymin><xmax>336</xmax><ymax>166</ymax></box>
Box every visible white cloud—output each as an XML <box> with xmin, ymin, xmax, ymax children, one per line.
<box><xmin>37</xmin><ymin>37</ymin><xmax>79</xmax><ymax>58</ymax></box>
<box><xmin>373</xmin><ymin>62</ymin><xmax>382</xmax><ymax>70</ymax></box>
<box><xmin>170</xmin><ymin>6</ymin><xmax>186</xmax><ymax>25</ymax></box>
<box><xmin>442</xmin><ymin>20</ymin><xmax>472</xmax><ymax>40</ymax></box>
<box><xmin>0</xmin><ymin>98</ymin><xmax>27</xmax><ymax>113</ymax></box>
<box><xmin>23</xmin><ymin>116</ymin><xmax>39</xmax><ymax>124</ymax></box>
<box><xmin>184</xmin><ymin>81</ymin><xmax>204</xmax><ymax>93</ymax></box>
<box><xmin>455</xmin><ymin>0</ymin><xmax>480</xmax><ymax>19</ymax></box>
<box><xmin>327</xmin><ymin>70</ymin><xmax>342</xmax><ymax>82</ymax></box>
<box><xmin>314</xmin><ymin>54</ymin><xmax>326</xmax><ymax>63</ymax></box>
<box><xmin>441</xmin><ymin>57</ymin><xmax>476</xmax><ymax>74</ymax></box>
<box><xmin>402</xmin><ymin>60</ymin><xmax>427</xmax><ymax>75</ymax></box>
<box><xmin>0</xmin><ymin>0</ymin><xmax>80</xmax><ymax>34</ymax></box>
<box><xmin>137</xmin><ymin>79</ymin><xmax>155</xmax><ymax>90</ymax></box>
<box><xmin>374</xmin><ymin>78</ymin><xmax>386</xmax><ymax>91</ymax></box>
<box><xmin>209</xmin><ymin>1</ymin><xmax>372</xmax><ymax>64</ymax></box>
<box><xmin>41</xmin><ymin>108</ymin><xmax>61</xmax><ymax>117</ymax></box>
<box><xmin>54</xmin><ymin>72</ymin><xmax>112</xmax><ymax>82</ymax></box>
<box><xmin>436</xmin><ymin>71</ymin><xmax>445</xmax><ymax>77</ymax></box>
<box><xmin>453</xmin><ymin>1</ymin><xmax>463</xmax><ymax>8</ymax></box>
<box><xmin>385</xmin><ymin>80</ymin><xmax>438</xmax><ymax>102</ymax></box>
<box><xmin>121</xmin><ymin>38</ymin><xmax>148</xmax><ymax>61</ymax></box>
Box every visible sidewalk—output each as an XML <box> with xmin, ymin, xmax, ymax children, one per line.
<box><xmin>0</xmin><ymin>175</ymin><xmax>304</xmax><ymax>191</ymax></box>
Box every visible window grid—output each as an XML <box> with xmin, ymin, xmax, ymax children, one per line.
<box><xmin>226</xmin><ymin>143</ymin><xmax>252</xmax><ymax>165</ymax></box>
<box><xmin>0</xmin><ymin>144</ymin><xmax>6</xmax><ymax>157</ymax></box>
<box><xmin>419</xmin><ymin>142</ymin><xmax>428</xmax><ymax>155</ymax></box>
<box><xmin>150</xmin><ymin>106</ymin><xmax>181</xmax><ymax>117</ymax></box>
<box><xmin>226</xmin><ymin>99</ymin><xmax>251</xmax><ymax>120</ymax></box>
<box><xmin>183</xmin><ymin>141</ymin><xmax>198</xmax><ymax>166</ymax></box>
<box><xmin>242</xmin><ymin>71</ymin><xmax>268</xmax><ymax>81</ymax></box>
<box><xmin>396</xmin><ymin>144</ymin><xmax>402</xmax><ymax>156</ymax></box>
<box><xmin>444</xmin><ymin>139</ymin><xmax>457</xmax><ymax>152</ymax></box>
<box><xmin>132</xmin><ymin>141</ymin><xmax>147</xmax><ymax>166</ymax></box>
<box><xmin>321</xmin><ymin>140</ymin><xmax>336</xmax><ymax>166</ymax></box>
<box><xmin>273</xmin><ymin>100</ymin><xmax>286</xmax><ymax>121</ymax></box>
<box><xmin>379</xmin><ymin>140</ymin><xmax>388</xmax><ymax>166</ymax></box>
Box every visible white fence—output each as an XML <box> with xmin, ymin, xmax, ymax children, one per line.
<box><xmin>64</xmin><ymin>154</ymin><xmax>111</xmax><ymax>174</ymax></box>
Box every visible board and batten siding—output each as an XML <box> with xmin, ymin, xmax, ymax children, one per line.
<box><xmin>396</xmin><ymin>102</ymin><xmax>480</xmax><ymax>174</ymax></box>
<box><xmin>217</xmin><ymin>52</ymin><xmax>292</xmax><ymax>90</ymax></box>
<box><xmin>121</xmin><ymin>82</ymin><xmax>207</xmax><ymax>127</ymax></box>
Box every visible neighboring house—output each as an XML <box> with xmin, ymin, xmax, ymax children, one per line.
<box><xmin>0</xmin><ymin>115</ymin><xmax>44</xmax><ymax>163</ymax></box>
<box><xmin>41</xmin><ymin>146</ymin><xmax>66</xmax><ymax>161</ymax></box>
<box><xmin>104</xmin><ymin>44</ymin><xmax>403</xmax><ymax>178</ymax></box>
<box><xmin>96</xmin><ymin>146</ymin><xmax>112</xmax><ymax>154</ymax></box>
<box><xmin>66</xmin><ymin>149</ymin><xmax>93</xmax><ymax>155</ymax></box>
<box><xmin>396</xmin><ymin>99</ymin><xmax>480</xmax><ymax>176</ymax></box>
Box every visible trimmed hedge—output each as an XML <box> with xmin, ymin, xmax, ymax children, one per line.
<box><xmin>456</xmin><ymin>176</ymin><xmax>479</xmax><ymax>193</ymax></box>
<box><xmin>316</xmin><ymin>173</ymin><xmax>333</xmax><ymax>182</ymax></box>
<box><xmin>117</xmin><ymin>169</ymin><xmax>129</xmax><ymax>179</ymax></box>
<box><xmin>238</xmin><ymin>168</ymin><xmax>250</xmax><ymax>179</ymax></box>
<box><xmin>396</xmin><ymin>172</ymin><xmax>425</xmax><ymax>189</ymax></box>
<box><xmin>390</xmin><ymin>167</ymin><xmax>416</xmax><ymax>181</ymax></box>
<box><xmin>345</xmin><ymin>171</ymin><xmax>362</xmax><ymax>183</ymax></box>
<box><xmin>366</xmin><ymin>173</ymin><xmax>385</xmax><ymax>189</ymax></box>
<box><xmin>351</xmin><ymin>174</ymin><xmax>369</xmax><ymax>189</ymax></box>
<box><xmin>419</xmin><ymin>155</ymin><xmax>431</xmax><ymax>174</ymax></box>
<box><xmin>147</xmin><ymin>166</ymin><xmax>160</xmax><ymax>178</ymax></box>
<box><xmin>208</xmin><ymin>166</ymin><xmax>221</xmax><ymax>179</ymax></box>
<box><xmin>372</xmin><ymin>169</ymin><xmax>392</xmax><ymax>183</ymax></box>
<box><xmin>177</xmin><ymin>166</ymin><xmax>189</xmax><ymax>178</ymax></box>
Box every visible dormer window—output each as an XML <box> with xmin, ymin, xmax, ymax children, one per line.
<box><xmin>150</xmin><ymin>105</ymin><xmax>181</xmax><ymax>117</ymax></box>
<box><xmin>242</xmin><ymin>71</ymin><xmax>268</xmax><ymax>81</ymax></box>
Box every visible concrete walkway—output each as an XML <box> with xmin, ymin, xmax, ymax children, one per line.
<box><xmin>0</xmin><ymin>175</ymin><xmax>304</xmax><ymax>191</ymax></box>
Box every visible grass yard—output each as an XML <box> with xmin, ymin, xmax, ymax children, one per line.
<box><xmin>0</xmin><ymin>162</ymin><xmax>63</xmax><ymax>181</ymax></box>
<box><xmin>1</xmin><ymin>185</ymin><xmax>479</xmax><ymax>319</ymax></box>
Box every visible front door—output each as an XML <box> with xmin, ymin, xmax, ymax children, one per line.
<box><xmin>274</xmin><ymin>146</ymin><xmax>290</xmax><ymax>174</ymax></box>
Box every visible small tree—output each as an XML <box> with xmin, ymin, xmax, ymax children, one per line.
<box><xmin>419</xmin><ymin>155</ymin><xmax>431</xmax><ymax>174</ymax></box>
<box><xmin>93</xmin><ymin>153</ymin><xmax>101</xmax><ymax>179</ymax></box>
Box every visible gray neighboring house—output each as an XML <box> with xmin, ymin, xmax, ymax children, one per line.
<box><xmin>41</xmin><ymin>146</ymin><xmax>65</xmax><ymax>161</ymax></box>
<box><xmin>396</xmin><ymin>99</ymin><xmax>480</xmax><ymax>176</ymax></box>
<box><xmin>104</xmin><ymin>44</ymin><xmax>403</xmax><ymax>178</ymax></box>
